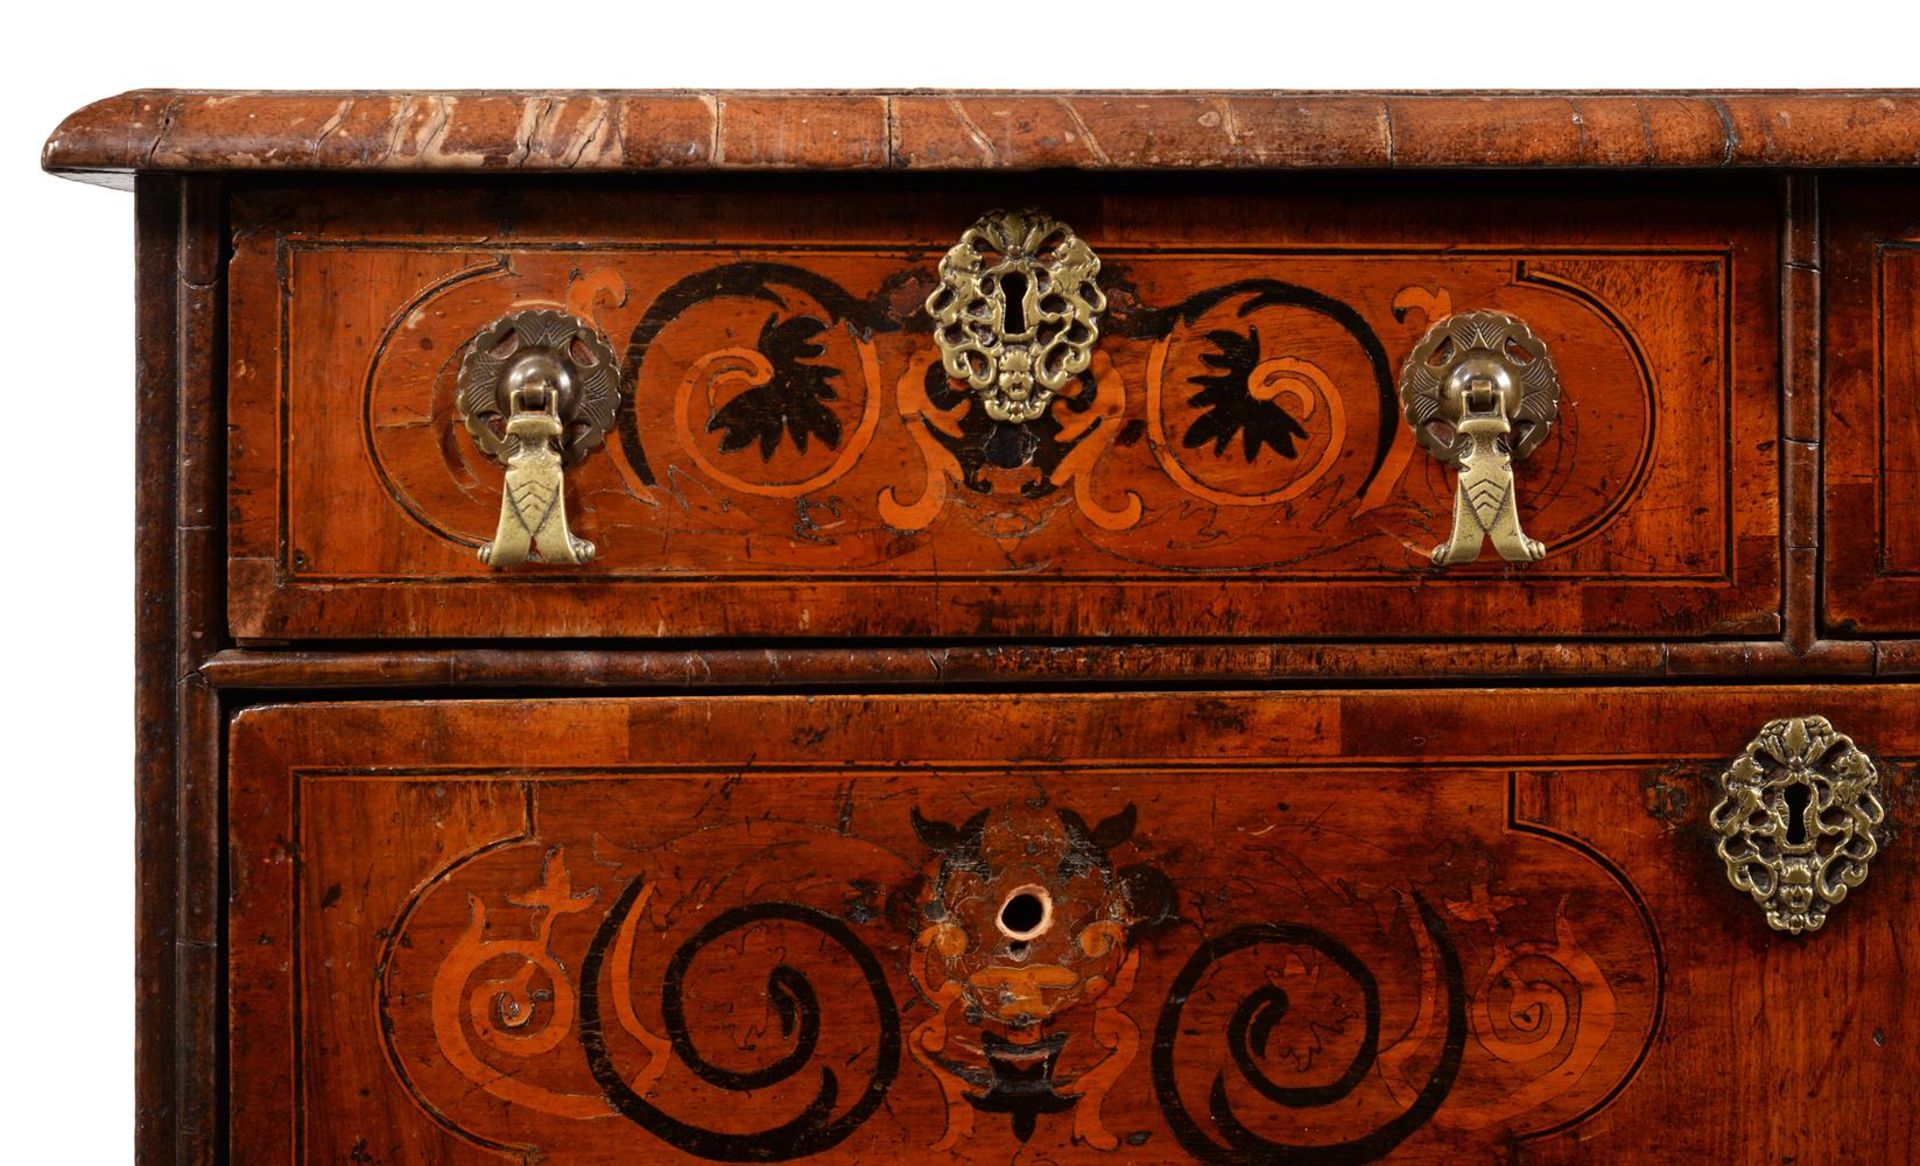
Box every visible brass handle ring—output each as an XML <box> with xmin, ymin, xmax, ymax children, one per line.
<box><xmin>1397</xmin><ymin>310</ymin><xmax>1562</xmax><ymax>566</ymax></box>
<box><xmin>456</xmin><ymin>309</ymin><xmax>620</xmax><ymax>568</ymax></box>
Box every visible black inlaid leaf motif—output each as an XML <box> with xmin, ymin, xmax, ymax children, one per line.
<box><xmin>707</xmin><ymin>314</ymin><xmax>844</xmax><ymax>460</ymax></box>
<box><xmin>1182</xmin><ymin>325</ymin><xmax>1309</xmax><ymax>463</ymax></box>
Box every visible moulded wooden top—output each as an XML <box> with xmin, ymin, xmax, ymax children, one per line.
<box><xmin>43</xmin><ymin>89</ymin><xmax>1920</xmax><ymax>187</ymax></box>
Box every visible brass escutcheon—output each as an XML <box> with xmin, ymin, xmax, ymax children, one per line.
<box><xmin>456</xmin><ymin>309</ymin><xmax>620</xmax><ymax>568</ymax></box>
<box><xmin>1397</xmin><ymin>310</ymin><xmax>1561</xmax><ymax>566</ymax></box>
<box><xmin>1709</xmin><ymin>715</ymin><xmax>1888</xmax><ymax>934</ymax></box>
<box><xmin>926</xmin><ymin>208</ymin><xmax>1105</xmax><ymax>424</ymax></box>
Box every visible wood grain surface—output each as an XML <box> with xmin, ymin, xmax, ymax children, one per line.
<box><xmin>226</xmin><ymin>174</ymin><xmax>1781</xmax><ymax>641</ymax></box>
<box><xmin>1824</xmin><ymin>177</ymin><xmax>1920</xmax><ymax>635</ymax></box>
<box><xmin>228</xmin><ymin>687</ymin><xmax>1919</xmax><ymax>1164</ymax></box>
<box><xmin>42</xmin><ymin>90</ymin><xmax>1920</xmax><ymax>186</ymax></box>
<box><xmin>132</xmin><ymin>176</ymin><xmax>229</xmax><ymax>1166</ymax></box>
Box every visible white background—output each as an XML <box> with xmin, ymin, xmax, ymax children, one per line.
<box><xmin>0</xmin><ymin>2</ymin><xmax>1912</xmax><ymax>1158</ymax></box>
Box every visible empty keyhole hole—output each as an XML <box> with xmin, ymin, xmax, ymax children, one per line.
<box><xmin>1784</xmin><ymin>783</ymin><xmax>1811</xmax><ymax>845</ymax></box>
<box><xmin>1000</xmin><ymin>271</ymin><xmax>1029</xmax><ymax>334</ymax></box>
<box><xmin>997</xmin><ymin>886</ymin><xmax>1052</xmax><ymax>941</ymax></box>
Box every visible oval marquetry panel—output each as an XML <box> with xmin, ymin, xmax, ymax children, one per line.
<box><xmin>227</xmin><ymin>690</ymin><xmax>1919</xmax><ymax>1163</ymax></box>
<box><xmin>370</xmin><ymin>772</ymin><xmax>1655</xmax><ymax>1161</ymax></box>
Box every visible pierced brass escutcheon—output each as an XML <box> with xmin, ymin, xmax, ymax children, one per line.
<box><xmin>926</xmin><ymin>208</ymin><xmax>1106</xmax><ymax>424</ymax></box>
<box><xmin>456</xmin><ymin>309</ymin><xmax>620</xmax><ymax>568</ymax></box>
<box><xmin>1397</xmin><ymin>311</ymin><xmax>1562</xmax><ymax>566</ymax></box>
<box><xmin>1709</xmin><ymin>716</ymin><xmax>1888</xmax><ymax>934</ymax></box>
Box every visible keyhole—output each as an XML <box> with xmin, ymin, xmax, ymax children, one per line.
<box><xmin>997</xmin><ymin>885</ymin><xmax>1052</xmax><ymax>941</ymax></box>
<box><xmin>1000</xmin><ymin>271</ymin><xmax>1029</xmax><ymax>335</ymax></box>
<box><xmin>1784</xmin><ymin>783</ymin><xmax>1811</xmax><ymax>845</ymax></box>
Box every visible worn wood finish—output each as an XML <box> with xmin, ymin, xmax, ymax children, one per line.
<box><xmin>228</xmin><ymin>688</ymin><xmax>1918</xmax><ymax>1164</ymax></box>
<box><xmin>1781</xmin><ymin>174</ymin><xmax>1822</xmax><ymax>653</ymax></box>
<box><xmin>197</xmin><ymin>637</ymin><xmax>1920</xmax><ymax>691</ymax></box>
<box><xmin>228</xmin><ymin>174</ymin><xmax>1779</xmax><ymax>641</ymax></box>
<box><xmin>131</xmin><ymin>175</ymin><xmax>232</xmax><ymax>1166</ymax></box>
<box><xmin>130</xmin><ymin>174</ymin><xmax>183</xmax><ymax>1166</ymax></box>
<box><xmin>1825</xmin><ymin>176</ymin><xmax>1920</xmax><ymax>635</ymax></box>
<box><xmin>43</xmin><ymin>90</ymin><xmax>1920</xmax><ymax>186</ymax></box>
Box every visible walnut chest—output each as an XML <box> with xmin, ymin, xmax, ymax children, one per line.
<box><xmin>44</xmin><ymin>89</ymin><xmax>1920</xmax><ymax>1164</ymax></box>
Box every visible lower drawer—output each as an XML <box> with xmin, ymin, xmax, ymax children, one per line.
<box><xmin>229</xmin><ymin>688</ymin><xmax>1917</xmax><ymax>1163</ymax></box>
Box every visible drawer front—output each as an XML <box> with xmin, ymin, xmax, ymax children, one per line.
<box><xmin>229</xmin><ymin>687</ymin><xmax>1916</xmax><ymax>1164</ymax></box>
<box><xmin>227</xmin><ymin>176</ymin><xmax>1781</xmax><ymax>640</ymax></box>
<box><xmin>1826</xmin><ymin>178</ymin><xmax>1920</xmax><ymax>635</ymax></box>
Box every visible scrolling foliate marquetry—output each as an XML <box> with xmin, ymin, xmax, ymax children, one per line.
<box><xmin>360</xmin><ymin>771</ymin><xmax>1659</xmax><ymax>1163</ymax></box>
<box><xmin>352</xmin><ymin>246</ymin><xmax>1681</xmax><ymax>579</ymax></box>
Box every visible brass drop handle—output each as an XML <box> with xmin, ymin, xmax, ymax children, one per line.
<box><xmin>456</xmin><ymin>310</ymin><xmax>620</xmax><ymax>568</ymax></box>
<box><xmin>1397</xmin><ymin>311</ymin><xmax>1561</xmax><ymax>566</ymax></box>
<box><xmin>1710</xmin><ymin>716</ymin><xmax>1887</xmax><ymax>934</ymax></box>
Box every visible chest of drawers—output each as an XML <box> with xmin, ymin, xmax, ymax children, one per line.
<box><xmin>46</xmin><ymin>90</ymin><xmax>1920</xmax><ymax>1164</ymax></box>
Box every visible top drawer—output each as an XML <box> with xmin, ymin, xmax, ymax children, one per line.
<box><xmin>227</xmin><ymin>175</ymin><xmax>1781</xmax><ymax>641</ymax></box>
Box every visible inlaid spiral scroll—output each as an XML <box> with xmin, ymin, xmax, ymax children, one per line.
<box><xmin>578</xmin><ymin>878</ymin><xmax>903</xmax><ymax>1161</ymax></box>
<box><xmin>1150</xmin><ymin>895</ymin><xmax>1467</xmax><ymax>1164</ymax></box>
<box><xmin>376</xmin><ymin>778</ymin><xmax>1656</xmax><ymax>1160</ymax></box>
